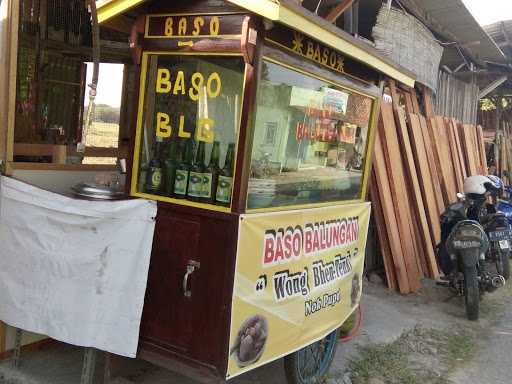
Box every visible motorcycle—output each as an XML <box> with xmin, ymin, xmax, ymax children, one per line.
<box><xmin>465</xmin><ymin>194</ymin><xmax>512</xmax><ymax>280</ymax></box>
<box><xmin>437</xmin><ymin>201</ymin><xmax>504</xmax><ymax>321</ymax></box>
<box><xmin>496</xmin><ymin>186</ymin><xmax>512</xmax><ymax>229</ymax></box>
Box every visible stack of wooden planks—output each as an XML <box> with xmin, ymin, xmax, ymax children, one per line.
<box><xmin>494</xmin><ymin>122</ymin><xmax>512</xmax><ymax>187</ymax></box>
<box><xmin>371</xmin><ymin>81</ymin><xmax>488</xmax><ymax>293</ymax></box>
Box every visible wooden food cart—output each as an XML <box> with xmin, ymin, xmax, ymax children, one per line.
<box><xmin>99</xmin><ymin>1</ymin><xmax>415</xmax><ymax>382</ymax></box>
<box><xmin>0</xmin><ymin>0</ymin><xmax>415</xmax><ymax>383</ymax></box>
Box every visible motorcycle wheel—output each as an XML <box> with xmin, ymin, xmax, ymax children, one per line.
<box><xmin>463</xmin><ymin>266</ymin><xmax>480</xmax><ymax>321</ymax></box>
<box><xmin>284</xmin><ymin>329</ymin><xmax>338</xmax><ymax>384</ymax></box>
<box><xmin>496</xmin><ymin>248</ymin><xmax>511</xmax><ymax>280</ymax></box>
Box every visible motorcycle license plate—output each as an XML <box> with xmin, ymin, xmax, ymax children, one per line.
<box><xmin>488</xmin><ymin>230</ymin><xmax>512</xmax><ymax>241</ymax></box>
<box><xmin>499</xmin><ymin>240</ymin><xmax>510</xmax><ymax>249</ymax></box>
<box><xmin>453</xmin><ymin>240</ymin><xmax>481</xmax><ymax>249</ymax></box>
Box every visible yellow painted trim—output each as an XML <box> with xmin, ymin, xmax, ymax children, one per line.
<box><xmin>265</xmin><ymin>38</ymin><xmax>372</xmax><ymax>87</ymax></box>
<box><xmin>131</xmin><ymin>51</ymin><xmax>247</xmax><ymax>213</ymax></box>
<box><xmin>97</xmin><ymin>0</ymin><xmax>414</xmax><ymax>86</ymax></box>
<box><xmin>133</xmin><ymin>192</ymin><xmax>232</xmax><ymax>213</ymax></box>
<box><xmin>247</xmin><ymin>199</ymin><xmax>365</xmax><ymax>214</ymax></box>
<box><xmin>226</xmin><ymin>0</ymin><xmax>280</xmax><ymax>20</ymax></box>
<box><xmin>263</xmin><ymin>56</ymin><xmax>376</xmax><ymax>100</ymax></box>
<box><xmin>227</xmin><ymin>0</ymin><xmax>415</xmax><ymax>87</ymax></box>
<box><xmin>130</xmin><ymin>53</ymin><xmax>148</xmax><ymax>199</ymax></box>
<box><xmin>358</xmin><ymin>92</ymin><xmax>381</xmax><ymax>199</ymax></box>
<box><xmin>97</xmin><ymin>0</ymin><xmax>146</xmax><ymax>24</ymax></box>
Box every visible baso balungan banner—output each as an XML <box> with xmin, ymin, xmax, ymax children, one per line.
<box><xmin>227</xmin><ymin>202</ymin><xmax>371</xmax><ymax>378</ymax></box>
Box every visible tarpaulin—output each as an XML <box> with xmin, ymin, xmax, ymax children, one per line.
<box><xmin>0</xmin><ymin>176</ymin><xmax>157</xmax><ymax>357</ymax></box>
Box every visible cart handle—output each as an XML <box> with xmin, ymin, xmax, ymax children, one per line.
<box><xmin>183</xmin><ymin>260</ymin><xmax>200</xmax><ymax>298</ymax></box>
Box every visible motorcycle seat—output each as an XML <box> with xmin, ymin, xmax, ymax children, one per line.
<box><xmin>481</xmin><ymin>212</ymin><xmax>506</xmax><ymax>224</ymax></box>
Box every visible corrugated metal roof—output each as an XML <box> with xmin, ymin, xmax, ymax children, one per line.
<box><xmin>485</xmin><ymin>20</ymin><xmax>512</xmax><ymax>59</ymax></box>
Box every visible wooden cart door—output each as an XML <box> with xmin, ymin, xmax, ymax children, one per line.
<box><xmin>140</xmin><ymin>210</ymin><xmax>201</xmax><ymax>353</ymax></box>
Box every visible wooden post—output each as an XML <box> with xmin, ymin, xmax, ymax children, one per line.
<box><xmin>52</xmin><ymin>145</ymin><xmax>68</xmax><ymax>164</ymax></box>
<box><xmin>0</xmin><ymin>322</ymin><xmax>5</xmax><ymax>354</ymax></box>
<box><xmin>6</xmin><ymin>0</ymin><xmax>19</xmax><ymax>170</ymax></box>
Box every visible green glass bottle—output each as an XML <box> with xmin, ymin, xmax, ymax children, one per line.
<box><xmin>216</xmin><ymin>143</ymin><xmax>235</xmax><ymax>206</ymax></box>
<box><xmin>174</xmin><ymin>139</ymin><xmax>192</xmax><ymax>199</ymax></box>
<box><xmin>144</xmin><ymin>139</ymin><xmax>163</xmax><ymax>195</ymax></box>
<box><xmin>203</xmin><ymin>141</ymin><xmax>220</xmax><ymax>203</ymax></box>
<box><xmin>164</xmin><ymin>140</ymin><xmax>179</xmax><ymax>197</ymax></box>
<box><xmin>188</xmin><ymin>141</ymin><xmax>206</xmax><ymax>200</ymax></box>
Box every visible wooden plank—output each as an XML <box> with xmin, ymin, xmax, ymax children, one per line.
<box><xmin>407</xmin><ymin>113</ymin><xmax>442</xmax><ymax>249</ymax></box>
<box><xmin>403</xmin><ymin>91</ymin><xmax>415</xmax><ymax>115</ymax></box>
<box><xmin>418</xmin><ymin>115</ymin><xmax>444</xmax><ymax>215</ymax></box>
<box><xmin>476</xmin><ymin>125</ymin><xmax>488</xmax><ymax>174</ymax></box>
<box><xmin>325</xmin><ymin>0</ymin><xmax>356</xmax><ymax>22</ymax></box>
<box><xmin>395</xmin><ymin>108</ymin><xmax>439</xmax><ymax>278</ymax></box>
<box><xmin>369</xmin><ymin>176</ymin><xmax>397</xmax><ymax>291</ymax></box>
<box><xmin>388</xmin><ymin>79</ymin><xmax>400</xmax><ymax>110</ymax></box>
<box><xmin>380</xmin><ymin>102</ymin><xmax>423</xmax><ymax>291</ymax></box>
<box><xmin>7</xmin><ymin>162</ymin><xmax>117</xmax><ymax>172</ymax></box>
<box><xmin>422</xmin><ymin>87</ymin><xmax>434</xmax><ymax>117</ymax></box>
<box><xmin>410</xmin><ymin>88</ymin><xmax>421</xmax><ymax>114</ymax></box>
<box><xmin>428</xmin><ymin>117</ymin><xmax>451</xmax><ymax>204</ymax></box>
<box><xmin>468</xmin><ymin>125</ymin><xmax>481</xmax><ymax>174</ymax></box>
<box><xmin>433</xmin><ymin>116</ymin><xmax>458</xmax><ymax>201</ymax></box>
<box><xmin>372</xmin><ymin>129</ymin><xmax>411</xmax><ymax>293</ymax></box>
<box><xmin>458</xmin><ymin>124</ymin><xmax>479</xmax><ymax>176</ymax></box>
<box><xmin>447</xmin><ymin>118</ymin><xmax>466</xmax><ymax>189</ymax></box>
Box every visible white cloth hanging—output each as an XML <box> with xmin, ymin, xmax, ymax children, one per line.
<box><xmin>0</xmin><ymin>176</ymin><xmax>157</xmax><ymax>357</ymax></box>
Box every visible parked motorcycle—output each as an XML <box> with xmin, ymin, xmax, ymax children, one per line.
<box><xmin>437</xmin><ymin>175</ymin><xmax>508</xmax><ymax>321</ymax></box>
<box><xmin>496</xmin><ymin>185</ymin><xmax>512</xmax><ymax>230</ymax></box>
<box><xmin>465</xmin><ymin>176</ymin><xmax>512</xmax><ymax>280</ymax></box>
<box><xmin>438</xmin><ymin>204</ymin><xmax>502</xmax><ymax>320</ymax></box>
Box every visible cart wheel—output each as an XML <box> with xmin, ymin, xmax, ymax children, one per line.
<box><xmin>284</xmin><ymin>329</ymin><xmax>339</xmax><ymax>384</ymax></box>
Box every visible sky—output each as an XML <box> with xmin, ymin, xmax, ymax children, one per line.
<box><xmin>462</xmin><ymin>0</ymin><xmax>512</xmax><ymax>26</ymax></box>
<box><xmin>85</xmin><ymin>63</ymin><xmax>124</xmax><ymax>107</ymax></box>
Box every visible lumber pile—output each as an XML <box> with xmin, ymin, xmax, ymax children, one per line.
<box><xmin>494</xmin><ymin>122</ymin><xmax>512</xmax><ymax>186</ymax></box>
<box><xmin>371</xmin><ymin>81</ymin><xmax>488</xmax><ymax>293</ymax></box>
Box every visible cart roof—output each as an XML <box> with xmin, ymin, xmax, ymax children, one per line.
<box><xmin>96</xmin><ymin>0</ymin><xmax>416</xmax><ymax>87</ymax></box>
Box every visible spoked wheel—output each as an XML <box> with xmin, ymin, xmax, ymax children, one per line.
<box><xmin>284</xmin><ymin>329</ymin><xmax>339</xmax><ymax>384</ymax></box>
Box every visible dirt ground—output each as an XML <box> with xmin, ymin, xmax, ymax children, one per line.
<box><xmin>1</xmin><ymin>278</ymin><xmax>511</xmax><ymax>384</ymax></box>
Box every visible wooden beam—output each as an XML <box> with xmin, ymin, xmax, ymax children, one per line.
<box><xmin>479</xmin><ymin>76</ymin><xmax>508</xmax><ymax>99</ymax></box>
<box><xmin>325</xmin><ymin>0</ymin><xmax>355</xmax><ymax>23</ymax></box>
<box><xmin>102</xmin><ymin>14</ymin><xmax>133</xmax><ymax>34</ymax></box>
<box><xmin>6</xmin><ymin>0</ymin><xmax>19</xmax><ymax>168</ymax></box>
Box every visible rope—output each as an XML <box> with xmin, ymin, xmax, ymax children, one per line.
<box><xmin>339</xmin><ymin>304</ymin><xmax>363</xmax><ymax>343</ymax></box>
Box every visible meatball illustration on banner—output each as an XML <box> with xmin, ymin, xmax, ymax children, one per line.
<box><xmin>230</xmin><ymin>315</ymin><xmax>269</xmax><ymax>367</ymax></box>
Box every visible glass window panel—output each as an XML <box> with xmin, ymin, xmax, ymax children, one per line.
<box><xmin>247</xmin><ymin>60</ymin><xmax>374</xmax><ymax>210</ymax></box>
<box><xmin>135</xmin><ymin>55</ymin><xmax>245</xmax><ymax>207</ymax></box>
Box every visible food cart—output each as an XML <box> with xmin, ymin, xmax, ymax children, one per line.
<box><xmin>0</xmin><ymin>0</ymin><xmax>415</xmax><ymax>383</ymax></box>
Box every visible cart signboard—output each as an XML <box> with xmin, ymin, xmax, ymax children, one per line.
<box><xmin>228</xmin><ymin>202</ymin><xmax>371</xmax><ymax>378</ymax></box>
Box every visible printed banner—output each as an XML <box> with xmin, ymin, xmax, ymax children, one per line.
<box><xmin>227</xmin><ymin>202</ymin><xmax>371</xmax><ymax>378</ymax></box>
